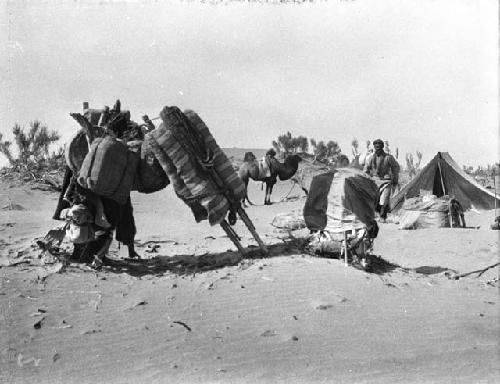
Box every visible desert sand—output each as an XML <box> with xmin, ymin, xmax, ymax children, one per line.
<box><xmin>0</xmin><ymin>163</ymin><xmax>499</xmax><ymax>384</ymax></box>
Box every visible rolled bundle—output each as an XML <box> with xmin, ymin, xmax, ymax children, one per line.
<box><xmin>145</xmin><ymin>130</ymin><xmax>228</xmax><ymax>224</ymax></box>
<box><xmin>183</xmin><ymin>110</ymin><xmax>246</xmax><ymax>201</ymax></box>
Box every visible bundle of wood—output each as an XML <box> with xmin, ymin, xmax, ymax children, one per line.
<box><xmin>146</xmin><ymin>106</ymin><xmax>245</xmax><ymax>226</ymax></box>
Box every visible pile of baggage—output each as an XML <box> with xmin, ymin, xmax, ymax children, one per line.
<box><xmin>302</xmin><ymin>168</ymin><xmax>379</xmax><ymax>264</ymax></box>
<box><xmin>69</xmin><ymin>103</ymin><xmax>266</xmax><ymax>256</ymax></box>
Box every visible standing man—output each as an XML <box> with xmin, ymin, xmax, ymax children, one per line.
<box><xmin>364</xmin><ymin>139</ymin><xmax>400</xmax><ymax>222</ymax></box>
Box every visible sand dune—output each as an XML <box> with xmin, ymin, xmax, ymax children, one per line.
<box><xmin>0</xmin><ymin>175</ymin><xmax>499</xmax><ymax>383</ymax></box>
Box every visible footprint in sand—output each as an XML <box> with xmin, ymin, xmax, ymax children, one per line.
<box><xmin>261</xmin><ymin>329</ymin><xmax>277</xmax><ymax>337</ymax></box>
<box><xmin>312</xmin><ymin>295</ymin><xmax>349</xmax><ymax>311</ymax></box>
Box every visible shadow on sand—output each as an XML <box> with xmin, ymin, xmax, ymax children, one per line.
<box><xmin>72</xmin><ymin>238</ymin><xmax>404</xmax><ymax>278</ymax></box>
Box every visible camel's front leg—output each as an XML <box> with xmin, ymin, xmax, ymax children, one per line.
<box><xmin>264</xmin><ymin>182</ymin><xmax>273</xmax><ymax>205</ymax></box>
<box><xmin>242</xmin><ymin>179</ymin><xmax>251</xmax><ymax>208</ymax></box>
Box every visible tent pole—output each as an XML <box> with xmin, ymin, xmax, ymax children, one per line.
<box><xmin>493</xmin><ymin>170</ymin><xmax>497</xmax><ymax>217</ymax></box>
<box><xmin>343</xmin><ymin>231</ymin><xmax>348</xmax><ymax>266</ymax></box>
<box><xmin>437</xmin><ymin>161</ymin><xmax>447</xmax><ymax>196</ymax></box>
<box><xmin>436</xmin><ymin>161</ymin><xmax>452</xmax><ymax>227</ymax></box>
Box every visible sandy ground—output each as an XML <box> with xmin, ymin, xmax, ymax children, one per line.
<box><xmin>0</xmin><ymin>173</ymin><xmax>499</xmax><ymax>384</ymax></box>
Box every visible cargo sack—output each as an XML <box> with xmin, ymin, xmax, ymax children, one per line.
<box><xmin>66</xmin><ymin>222</ymin><xmax>95</xmax><ymax>244</ymax></box>
<box><xmin>78</xmin><ymin>136</ymin><xmax>138</xmax><ymax>205</ymax></box>
<box><xmin>398</xmin><ymin>195</ymin><xmax>452</xmax><ymax>229</ymax></box>
<box><xmin>62</xmin><ymin>204</ymin><xmax>96</xmax><ymax>244</ymax></box>
<box><xmin>271</xmin><ymin>211</ymin><xmax>306</xmax><ymax>230</ymax></box>
<box><xmin>134</xmin><ymin>140</ymin><xmax>170</xmax><ymax>194</ymax></box>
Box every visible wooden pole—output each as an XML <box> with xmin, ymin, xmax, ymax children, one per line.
<box><xmin>436</xmin><ymin>161</ymin><xmax>447</xmax><ymax>196</ymax></box>
<box><xmin>437</xmin><ymin>160</ymin><xmax>452</xmax><ymax>227</ymax></box>
<box><xmin>220</xmin><ymin>220</ymin><xmax>246</xmax><ymax>256</ymax></box>
<box><xmin>237</xmin><ymin>207</ymin><xmax>268</xmax><ymax>255</ymax></box>
<box><xmin>343</xmin><ymin>231</ymin><xmax>348</xmax><ymax>266</ymax></box>
<box><xmin>493</xmin><ymin>170</ymin><xmax>498</xmax><ymax>218</ymax></box>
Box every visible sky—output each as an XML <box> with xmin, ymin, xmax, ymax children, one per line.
<box><xmin>0</xmin><ymin>0</ymin><xmax>498</xmax><ymax>168</ymax></box>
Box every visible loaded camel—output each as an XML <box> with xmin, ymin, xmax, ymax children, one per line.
<box><xmin>53</xmin><ymin>102</ymin><xmax>151</xmax><ymax>263</ymax></box>
<box><xmin>53</xmin><ymin>103</ymin><xmax>269</xmax><ymax>262</ymax></box>
<box><xmin>238</xmin><ymin>151</ymin><xmax>302</xmax><ymax>206</ymax></box>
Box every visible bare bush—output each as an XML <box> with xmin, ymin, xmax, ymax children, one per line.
<box><xmin>406</xmin><ymin>150</ymin><xmax>423</xmax><ymax>179</ymax></box>
<box><xmin>0</xmin><ymin>121</ymin><xmax>63</xmax><ymax>180</ymax></box>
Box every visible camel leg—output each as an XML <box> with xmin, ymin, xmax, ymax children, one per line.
<box><xmin>242</xmin><ymin>179</ymin><xmax>252</xmax><ymax>208</ymax></box>
<box><xmin>264</xmin><ymin>181</ymin><xmax>270</xmax><ymax>205</ymax></box>
<box><xmin>264</xmin><ymin>183</ymin><xmax>274</xmax><ymax>205</ymax></box>
<box><xmin>269</xmin><ymin>184</ymin><xmax>275</xmax><ymax>204</ymax></box>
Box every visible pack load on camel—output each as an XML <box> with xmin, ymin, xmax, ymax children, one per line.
<box><xmin>390</xmin><ymin>152</ymin><xmax>500</xmax><ymax>211</ymax></box>
<box><xmin>49</xmin><ymin>100</ymin><xmax>169</xmax><ymax>268</ymax></box>
<box><xmin>303</xmin><ymin>168</ymin><xmax>379</xmax><ymax>267</ymax></box>
<box><xmin>144</xmin><ymin>105</ymin><xmax>267</xmax><ymax>256</ymax></box>
<box><xmin>69</xmin><ymin>103</ymin><xmax>168</xmax><ymax>196</ymax></box>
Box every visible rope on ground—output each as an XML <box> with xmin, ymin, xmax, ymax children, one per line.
<box><xmin>278</xmin><ymin>181</ymin><xmax>298</xmax><ymax>202</ymax></box>
<box><xmin>451</xmin><ymin>262</ymin><xmax>500</xmax><ymax>279</ymax></box>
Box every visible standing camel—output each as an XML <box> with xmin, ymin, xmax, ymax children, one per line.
<box><xmin>53</xmin><ymin>110</ymin><xmax>144</xmax><ymax>261</ymax></box>
<box><xmin>238</xmin><ymin>152</ymin><xmax>302</xmax><ymax>206</ymax></box>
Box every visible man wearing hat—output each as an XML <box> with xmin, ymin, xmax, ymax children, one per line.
<box><xmin>259</xmin><ymin>148</ymin><xmax>277</xmax><ymax>179</ymax></box>
<box><xmin>364</xmin><ymin>139</ymin><xmax>400</xmax><ymax>222</ymax></box>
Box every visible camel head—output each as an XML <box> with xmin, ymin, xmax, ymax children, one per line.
<box><xmin>243</xmin><ymin>152</ymin><xmax>256</xmax><ymax>162</ymax></box>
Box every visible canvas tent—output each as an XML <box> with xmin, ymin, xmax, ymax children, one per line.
<box><xmin>391</xmin><ymin>152</ymin><xmax>499</xmax><ymax>211</ymax></box>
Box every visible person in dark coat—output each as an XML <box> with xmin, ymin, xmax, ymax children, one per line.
<box><xmin>364</xmin><ymin>139</ymin><xmax>400</xmax><ymax>222</ymax></box>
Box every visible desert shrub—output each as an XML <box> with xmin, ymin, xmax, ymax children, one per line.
<box><xmin>406</xmin><ymin>150</ymin><xmax>422</xmax><ymax>179</ymax></box>
<box><xmin>272</xmin><ymin>132</ymin><xmax>308</xmax><ymax>154</ymax></box>
<box><xmin>0</xmin><ymin>121</ymin><xmax>63</xmax><ymax>179</ymax></box>
<box><xmin>309</xmin><ymin>138</ymin><xmax>345</xmax><ymax>165</ymax></box>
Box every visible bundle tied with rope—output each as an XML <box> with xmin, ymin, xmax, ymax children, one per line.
<box><xmin>303</xmin><ymin>169</ymin><xmax>380</xmax><ymax>261</ymax></box>
<box><xmin>145</xmin><ymin>106</ymin><xmax>246</xmax><ymax>226</ymax></box>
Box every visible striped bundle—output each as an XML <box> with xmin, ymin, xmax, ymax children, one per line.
<box><xmin>183</xmin><ymin>110</ymin><xmax>246</xmax><ymax>201</ymax></box>
<box><xmin>146</xmin><ymin>106</ymin><xmax>244</xmax><ymax>226</ymax></box>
